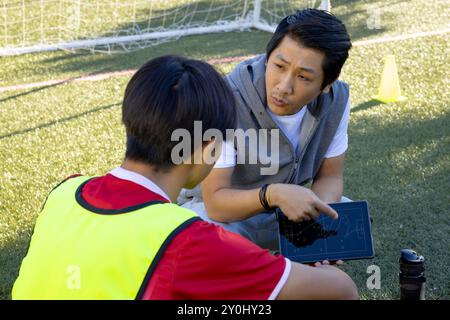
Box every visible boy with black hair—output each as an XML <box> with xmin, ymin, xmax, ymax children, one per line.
<box><xmin>13</xmin><ymin>55</ymin><xmax>357</xmax><ymax>300</ymax></box>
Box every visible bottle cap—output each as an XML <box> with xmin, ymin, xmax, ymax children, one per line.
<box><xmin>400</xmin><ymin>249</ymin><xmax>425</xmax><ymax>276</ymax></box>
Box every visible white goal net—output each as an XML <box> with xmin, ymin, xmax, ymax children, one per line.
<box><xmin>0</xmin><ymin>0</ymin><xmax>331</xmax><ymax>56</ymax></box>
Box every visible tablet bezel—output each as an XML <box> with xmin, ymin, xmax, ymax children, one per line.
<box><xmin>277</xmin><ymin>201</ymin><xmax>375</xmax><ymax>263</ymax></box>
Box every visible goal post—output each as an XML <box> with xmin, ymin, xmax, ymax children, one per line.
<box><xmin>0</xmin><ymin>0</ymin><xmax>331</xmax><ymax>56</ymax></box>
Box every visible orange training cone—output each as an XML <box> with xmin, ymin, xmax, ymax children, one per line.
<box><xmin>373</xmin><ymin>54</ymin><xmax>406</xmax><ymax>103</ymax></box>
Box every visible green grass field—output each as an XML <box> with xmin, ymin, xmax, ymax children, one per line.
<box><xmin>1</xmin><ymin>0</ymin><xmax>449</xmax><ymax>300</ymax></box>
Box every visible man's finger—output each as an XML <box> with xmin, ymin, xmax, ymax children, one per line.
<box><xmin>326</xmin><ymin>260</ymin><xmax>344</xmax><ymax>266</ymax></box>
<box><xmin>288</xmin><ymin>214</ymin><xmax>305</xmax><ymax>223</ymax></box>
<box><xmin>308</xmin><ymin>206</ymin><xmax>320</xmax><ymax>220</ymax></box>
<box><xmin>314</xmin><ymin>200</ymin><xmax>338</xmax><ymax>219</ymax></box>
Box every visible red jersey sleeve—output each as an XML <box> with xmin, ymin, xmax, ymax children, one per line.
<box><xmin>143</xmin><ymin>220</ymin><xmax>291</xmax><ymax>300</ymax></box>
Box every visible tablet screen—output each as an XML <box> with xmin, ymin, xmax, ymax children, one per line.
<box><xmin>277</xmin><ymin>201</ymin><xmax>374</xmax><ymax>263</ymax></box>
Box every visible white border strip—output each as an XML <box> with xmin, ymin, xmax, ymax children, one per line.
<box><xmin>268</xmin><ymin>258</ymin><xmax>292</xmax><ymax>300</ymax></box>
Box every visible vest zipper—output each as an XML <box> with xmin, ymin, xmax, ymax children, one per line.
<box><xmin>288</xmin><ymin>158</ymin><xmax>299</xmax><ymax>184</ymax></box>
<box><xmin>287</xmin><ymin>118</ymin><xmax>320</xmax><ymax>184</ymax></box>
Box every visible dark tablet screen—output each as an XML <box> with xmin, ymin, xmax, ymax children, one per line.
<box><xmin>277</xmin><ymin>201</ymin><xmax>374</xmax><ymax>263</ymax></box>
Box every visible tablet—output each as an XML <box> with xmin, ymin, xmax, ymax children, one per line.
<box><xmin>277</xmin><ymin>201</ymin><xmax>374</xmax><ymax>263</ymax></box>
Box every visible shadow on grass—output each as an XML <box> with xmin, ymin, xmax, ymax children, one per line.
<box><xmin>0</xmin><ymin>102</ymin><xmax>121</xmax><ymax>140</ymax></box>
<box><xmin>352</xmin><ymin>99</ymin><xmax>384</xmax><ymax>113</ymax></box>
<box><xmin>0</xmin><ymin>69</ymin><xmax>108</xmax><ymax>104</ymax></box>
<box><xmin>41</xmin><ymin>32</ymin><xmax>269</xmax><ymax>76</ymax></box>
<box><xmin>0</xmin><ymin>83</ymin><xmax>67</xmax><ymax>104</ymax></box>
<box><xmin>0</xmin><ymin>229</ymin><xmax>31</xmax><ymax>300</ymax></box>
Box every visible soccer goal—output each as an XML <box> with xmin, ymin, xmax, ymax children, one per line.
<box><xmin>0</xmin><ymin>0</ymin><xmax>331</xmax><ymax>56</ymax></box>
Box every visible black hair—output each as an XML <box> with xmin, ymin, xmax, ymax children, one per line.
<box><xmin>122</xmin><ymin>55</ymin><xmax>236</xmax><ymax>170</ymax></box>
<box><xmin>266</xmin><ymin>9</ymin><xmax>352</xmax><ymax>89</ymax></box>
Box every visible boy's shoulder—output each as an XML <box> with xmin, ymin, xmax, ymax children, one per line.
<box><xmin>48</xmin><ymin>173</ymin><xmax>83</xmax><ymax>193</ymax></box>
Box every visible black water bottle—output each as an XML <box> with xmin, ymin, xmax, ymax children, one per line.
<box><xmin>399</xmin><ymin>249</ymin><xmax>426</xmax><ymax>300</ymax></box>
